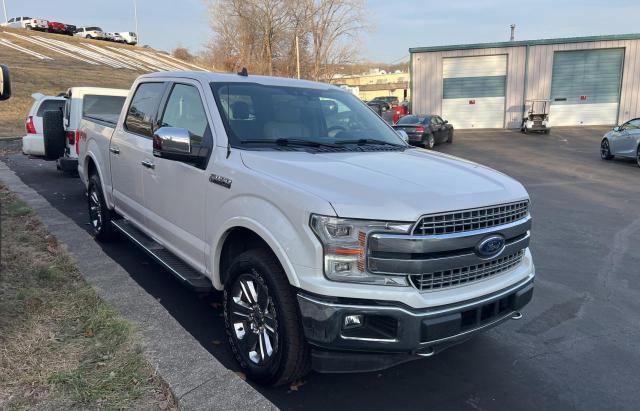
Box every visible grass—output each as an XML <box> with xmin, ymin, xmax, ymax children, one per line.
<box><xmin>0</xmin><ymin>26</ymin><xmax>148</xmax><ymax>138</ymax></box>
<box><xmin>0</xmin><ymin>184</ymin><xmax>176</xmax><ymax>409</ymax></box>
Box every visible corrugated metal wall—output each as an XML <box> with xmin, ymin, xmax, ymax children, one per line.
<box><xmin>525</xmin><ymin>40</ymin><xmax>640</xmax><ymax>124</ymax></box>
<box><xmin>412</xmin><ymin>47</ymin><xmax>526</xmax><ymax>128</ymax></box>
<box><xmin>412</xmin><ymin>38</ymin><xmax>640</xmax><ymax>128</ymax></box>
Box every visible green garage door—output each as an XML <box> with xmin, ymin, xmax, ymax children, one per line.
<box><xmin>550</xmin><ymin>49</ymin><xmax>624</xmax><ymax>126</ymax></box>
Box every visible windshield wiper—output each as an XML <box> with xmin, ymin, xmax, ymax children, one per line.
<box><xmin>241</xmin><ymin>138</ymin><xmax>340</xmax><ymax>148</ymax></box>
<box><xmin>335</xmin><ymin>138</ymin><xmax>404</xmax><ymax>147</ymax></box>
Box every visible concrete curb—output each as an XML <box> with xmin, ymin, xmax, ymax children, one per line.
<box><xmin>0</xmin><ymin>160</ymin><xmax>275</xmax><ymax>410</ymax></box>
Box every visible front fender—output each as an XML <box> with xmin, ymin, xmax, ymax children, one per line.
<box><xmin>207</xmin><ymin>195</ymin><xmax>328</xmax><ymax>291</ymax></box>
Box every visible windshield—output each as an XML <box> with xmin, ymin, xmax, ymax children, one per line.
<box><xmin>86</xmin><ymin>27</ymin><xmax>101</xmax><ymax>31</ymax></box>
<box><xmin>211</xmin><ymin>82</ymin><xmax>405</xmax><ymax>148</ymax></box>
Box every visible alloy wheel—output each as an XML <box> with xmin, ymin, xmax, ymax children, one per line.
<box><xmin>601</xmin><ymin>140</ymin><xmax>612</xmax><ymax>160</ymax></box>
<box><xmin>88</xmin><ymin>186</ymin><xmax>103</xmax><ymax>233</ymax></box>
<box><xmin>229</xmin><ymin>273</ymin><xmax>278</xmax><ymax>366</ymax></box>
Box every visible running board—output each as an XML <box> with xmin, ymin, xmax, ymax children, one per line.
<box><xmin>111</xmin><ymin>219</ymin><xmax>213</xmax><ymax>292</ymax></box>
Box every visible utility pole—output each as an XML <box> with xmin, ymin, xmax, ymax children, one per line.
<box><xmin>2</xmin><ymin>0</ymin><xmax>8</xmax><ymax>24</ymax></box>
<box><xmin>295</xmin><ymin>34</ymin><xmax>301</xmax><ymax>79</ymax></box>
<box><xmin>133</xmin><ymin>0</ymin><xmax>139</xmax><ymax>45</ymax></box>
<box><xmin>510</xmin><ymin>24</ymin><xmax>516</xmax><ymax>41</ymax></box>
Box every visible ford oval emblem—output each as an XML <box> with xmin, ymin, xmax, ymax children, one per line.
<box><xmin>476</xmin><ymin>235</ymin><xmax>506</xmax><ymax>258</ymax></box>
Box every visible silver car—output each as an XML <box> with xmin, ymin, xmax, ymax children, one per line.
<box><xmin>600</xmin><ymin>118</ymin><xmax>640</xmax><ymax>167</ymax></box>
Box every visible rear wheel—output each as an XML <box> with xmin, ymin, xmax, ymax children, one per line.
<box><xmin>224</xmin><ymin>249</ymin><xmax>310</xmax><ymax>386</ymax></box>
<box><xmin>87</xmin><ymin>174</ymin><xmax>119</xmax><ymax>242</ymax></box>
<box><xmin>600</xmin><ymin>139</ymin><xmax>614</xmax><ymax>160</ymax></box>
<box><xmin>423</xmin><ymin>134</ymin><xmax>435</xmax><ymax>149</ymax></box>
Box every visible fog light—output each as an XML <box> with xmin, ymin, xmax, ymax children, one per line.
<box><xmin>334</xmin><ymin>262</ymin><xmax>351</xmax><ymax>272</ymax></box>
<box><xmin>343</xmin><ymin>314</ymin><xmax>364</xmax><ymax>329</ymax></box>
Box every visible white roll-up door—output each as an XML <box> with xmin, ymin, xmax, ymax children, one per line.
<box><xmin>550</xmin><ymin>49</ymin><xmax>624</xmax><ymax>126</ymax></box>
<box><xmin>442</xmin><ymin>55</ymin><xmax>507</xmax><ymax>129</ymax></box>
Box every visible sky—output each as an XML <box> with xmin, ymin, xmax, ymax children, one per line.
<box><xmin>4</xmin><ymin>0</ymin><xmax>639</xmax><ymax>63</ymax></box>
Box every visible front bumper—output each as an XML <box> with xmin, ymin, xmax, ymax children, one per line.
<box><xmin>298</xmin><ymin>276</ymin><xmax>533</xmax><ymax>373</ymax></box>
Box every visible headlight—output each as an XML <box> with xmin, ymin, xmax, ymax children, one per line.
<box><xmin>310</xmin><ymin>214</ymin><xmax>411</xmax><ymax>286</ymax></box>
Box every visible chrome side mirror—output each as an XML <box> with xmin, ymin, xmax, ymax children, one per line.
<box><xmin>0</xmin><ymin>65</ymin><xmax>11</xmax><ymax>101</ymax></box>
<box><xmin>153</xmin><ymin>126</ymin><xmax>191</xmax><ymax>155</ymax></box>
<box><xmin>613</xmin><ymin>126</ymin><xmax>621</xmax><ymax>132</ymax></box>
<box><xmin>396</xmin><ymin>129</ymin><xmax>409</xmax><ymax>143</ymax></box>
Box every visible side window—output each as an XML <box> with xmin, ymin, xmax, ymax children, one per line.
<box><xmin>431</xmin><ymin>117</ymin><xmax>441</xmax><ymax>126</ymax></box>
<box><xmin>36</xmin><ymin>99</ymin><xmax>65</xmax><ymax>117</ymax></box>
<box><xmin>8</xmin><ymin>18</ymin><xmax>14</xmax><ymax>23</ymax></box>
<box><xmin>160</xmin><ymin>84</ymin><xmax>209</xmax><ymax>145</ymax></box>
<box><xmin>124</xmin><ymin>82</ymin><xmax>165</xmax><ymax>137</ymax></box>
<box><xmin>628</xmin><ymin>119</ymin><xmax>640</xmax><ymax>129</ymax></box>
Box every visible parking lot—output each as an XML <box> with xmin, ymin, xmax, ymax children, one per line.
<box><xmin>1</xmin><ymin>126</ymin><xmax>639</xmax><ymax>410</ymax></box>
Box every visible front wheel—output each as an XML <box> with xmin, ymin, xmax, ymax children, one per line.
<box><xmin>636</xmin><ymin>146</ymin><xmax>640</xmax><ymax>168</ymax></box>
<box><xmin>446</xmin><ymin>130</ymin><xmax>453</xmax><ymax>144</ymax></box>
<box><xmin>224</xmin><ymin>249</ymin><xmax>310</xmax><ymax>386</ymax></box>
<box><xmin>600</xmin><ymin>139</ymin><xmax>614</xmax><ymax>160</ymax></box>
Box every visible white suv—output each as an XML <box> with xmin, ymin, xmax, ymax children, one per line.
<box><xmin>74</xmin><ymin>26</ymin><xmax>105</xmax><ymax>40</ymax></box>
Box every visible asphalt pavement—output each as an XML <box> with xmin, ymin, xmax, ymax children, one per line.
<box><xmin>2</xmin><ymin>126</ymin><xmax>639</xmax><ymax>410</ymax></box>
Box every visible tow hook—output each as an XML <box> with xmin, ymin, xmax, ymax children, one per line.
<box><xmin>511</xmin><ymin>311</ymin><xmax>523</xmax><ymax>320</ymax></box>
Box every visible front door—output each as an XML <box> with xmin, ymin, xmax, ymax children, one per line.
<box><xmin>110</xmin><ymin>81</ymin><xmax>166</xmax><ymax>227</ymax></box>
<box><xmin>615</xmin><ymin>119</ymin><xmax>640</xmax><ymax>157</ymax></box>
<box><xmin>142</xmin><ymin>81</ymin><xmax>213</xmax><ymax>273</ymax></box>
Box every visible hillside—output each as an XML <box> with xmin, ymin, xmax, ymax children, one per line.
<box><xmin>0</xmin><ymin>26</ymin><xmax>205</xmax><ymax>138</ymax></box>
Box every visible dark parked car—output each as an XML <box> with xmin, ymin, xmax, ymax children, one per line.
<box><xmin>367</xmin><ymin>101</ymin><xmax>394</xmax><ymax>124</ymax></box>
<box><xmin>64</xmin><ymin>24</ymin><xmax>77</xmax><ymax>36</ymax></box>
<box><xmin>372</xmin><ymin>96</ymin><xmax>399</xmax><ymax>106</ymax></box>
<box><xmin>393</xmin><ymin>114</ymin><xmax>453</xmax><ymax>149</ymax></box>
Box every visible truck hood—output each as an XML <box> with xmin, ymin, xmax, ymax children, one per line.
<box><xmin>240</xmin><ymin>149</ymin><xmax>529</xmax><ymax>221</ymax></box>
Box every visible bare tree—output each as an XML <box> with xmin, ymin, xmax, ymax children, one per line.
<box><xmin>204</xmin><ymin>0</ymin><xmax>366</xmax><ymax>79</ymax></box>
<box><xmin>307</xmin><ymin>0</ymin><xmax>366</xmax><ymax>81</ymax></box>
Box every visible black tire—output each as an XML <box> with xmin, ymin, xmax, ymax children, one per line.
<box><xmin>523</xmin><ymin>126</ymin><xmax>528</xmax><ymax>134</ymax></box>
<box><xmin>86</xmin><ymin>35</ymin><xmax>93</xmax><ymax>39</ymax></box>
<box><xmin>224</xmin><ymin>248</ymin><xmax>310</xmax><ymax>386</ymax></box>
<box><xmin>600</xmin><ymin>139</ymin><xmax>614</xmax><ymax>160</ymax></box>
<box><xmin>636</xmin><ymin>146</ymin><xmax>640</xmax><ymax>168</ymax></box>
<box><xmin>423</xmin><ymin>134</ymin><xmax>435</xmax><ymax>149</ymax></box>
<box><xmin>87</xmin><ymin>173</ymin><xmax>118</xmax><ymax>242</ymax></box>
<box><xmin>43</xmin><ymin>110</ymin><xmax>65</xmax><ymax>160</ymax></box>
<box><xmin>446</xmin><ymin>130</ymin><xmax>453</xmax><ymax>144</ymax></box>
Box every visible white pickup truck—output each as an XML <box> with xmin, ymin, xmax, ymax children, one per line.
<box><xmin>78</xmin><ymin>71</ymin><xmax>535</xmax><ymax>386</ymax></box>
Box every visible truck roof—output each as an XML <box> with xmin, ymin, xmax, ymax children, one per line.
<box><xmin>139</xmin><ymin>71</ymin><xmax>340</xmax><ymax>91</ymax></box>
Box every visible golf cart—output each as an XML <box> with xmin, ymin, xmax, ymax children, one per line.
<box><xmin>521</xmin><ymin>99</ymin><xmax>550</xmax><ymax>134</ymax></box>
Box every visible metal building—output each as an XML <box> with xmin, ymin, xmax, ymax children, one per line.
<box><xmin>409</xmin><ymin>34</ymin><xmax>640</xmax><ymax>129</ymax></box>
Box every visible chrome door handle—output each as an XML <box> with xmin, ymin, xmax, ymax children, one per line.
<box><xmin>141</xmin><ymin>159</ymin><xmax>155</xmax><ymax>169</ymax></box>
<box><xmin>109</xmin><ymin>146</ymin><xmax>120</xmax><ymax>154</ymax></box>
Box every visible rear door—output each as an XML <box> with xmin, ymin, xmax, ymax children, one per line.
<box><xmin>142</xmin><ymin>80</ymin><xmax>212</xmax><ymax>272</ymax></box>
<box><xmin>34</xmin><ymin>98</ymin><xmax>65</xmax><ymax>134</ymax></box>
<box><xmin>110</xmin><ymin>81</ymin><xmax>166</xmax><ymax>227</ymax></box>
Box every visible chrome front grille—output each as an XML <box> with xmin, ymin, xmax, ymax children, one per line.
<box><xmin>409</xmin><ymin>250</ymin><xmax>525</xmax><ymax>291</ymax></box>
<box><xmin>413</xmin><ymin>201</ymin><xmax>529</xmax><ymax>235</ymax></box>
